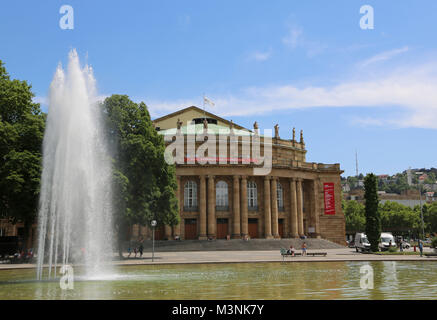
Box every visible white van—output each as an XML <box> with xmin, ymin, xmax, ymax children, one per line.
<box><xmin>355</xmin><ymin>233</ymin><xmax>371</xmax><ymax>252</ymax></box>
<box><xmin>379</xmin><ymin>232</ymin><xmax>396</xmax><ymax>251</ymax></box>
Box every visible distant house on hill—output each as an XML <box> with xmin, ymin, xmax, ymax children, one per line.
<box><xmin>378</xmin><ymin>174</ymin><xmax>389</xmax><ymax>181</ymax></box>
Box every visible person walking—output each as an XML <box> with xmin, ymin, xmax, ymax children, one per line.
<box><xmin>419</xmin><ymin>240</ymin><xmax>423</xmax><ymax>257</ymax></box>
<box><xmin>301</xmin><ymin>242</ymin><xmax>307</xmax><ymax>256</ymax></box>
<box><xmin>139</xmin><ymin>242</ymin><xmax>144</xmax><ymax>258</ymax></box>
<box><xmin>127</xmin><ymin>242</ymin><xmax>132</xmax><ymax>258</ymax></box>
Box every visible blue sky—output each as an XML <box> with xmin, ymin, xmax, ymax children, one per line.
<box><xmin>1</xmin><ymin>1</ymin><xmax>436</xmax><ymax>177</ymax></box>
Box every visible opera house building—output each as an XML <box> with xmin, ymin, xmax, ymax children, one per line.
<box><xmin>132</xmin><ymin>106</ymin><xmax>345</xmax><ymax>245</ymax></box>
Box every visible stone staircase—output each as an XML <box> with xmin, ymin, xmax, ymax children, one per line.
<box><xmin>137</xmin><ymin>238</ymin><xmax>344</xmax><ymax>252</ymax></box>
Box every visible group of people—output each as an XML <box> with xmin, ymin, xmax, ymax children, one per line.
<box><xmin>287</xmin><ymin>242</ymin><xmax>307</xmax><ymax>256</ymax></box>
<box><xmin>127</xmin><ymin>239</ymin><xmax>144</xmax><ymax>258</ymax></box>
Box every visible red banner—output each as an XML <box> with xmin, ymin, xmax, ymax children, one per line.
<box><xmin>323</xmin><ymin>182</ymin><xmax>336</xmax><ymax>215</ymax></box>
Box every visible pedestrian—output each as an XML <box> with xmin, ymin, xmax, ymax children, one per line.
<box><xmin>139</xmin><ymin>242</ymin><xmax>144</xmax><ymax>258</ymax></box>
<box><xmin>127</xmin><ymin>242</ymin><xmax>132</xmax><ymax>258</ymax></box>
<box><xmin>134</xmin><ymin>246</ymin><xmax>137</xmax><ymax>258</ymax></box>
<box><xmin>419</xmin><ymin>240</ymin><xmax>423</xmax><ymax>257</ymax></box>
<box><xmin>288</xmin><ymin>245</ymin><xmax>295</xmax><ymax>256</ymax></box>
<box><xmin>301</xmin><ymin>242</ymin><xmax>307</xmax><ymax>256</ymax></box>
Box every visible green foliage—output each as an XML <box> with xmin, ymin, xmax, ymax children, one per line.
<box><xmin>101</xmin><ymin>95</ymin><xmax>179</xmax><ymax>247</ymax></box>
<box><xmin>364</xmin><ymin>173</ymin><xmax>381</xmax><ymax>252</ymax></box>
<box><xmin>431</xmin><ymin>237</ymin><xmax>437</xmax><ymax>249</ymax></box>
<box><xmin>379</xmin><ymin>201</ymin><xmax>421</xmax><ymax>233</ymax></box>
<box><xmin>344</xmin><ymin>200</ymin><xmax>365</xmax><ymax>232</ymax></box>
<box><xmin>422</xmin><ymin>203</ymin><xmax>437</xmax><ymax>234</ymax></box>
<box><xmin>0</xmin><ymin>60</ymin><xmax>45</xmax><ymax>243</ymax></box>
<box><xmin>388</xmin><ymin>246</ymin><xmax>398</xmax><ymax>253</ymax></box>
<box><xmin>378</xmin><ymin>173</ymin><xmax>412</xmax><ymax>194</ymax></box>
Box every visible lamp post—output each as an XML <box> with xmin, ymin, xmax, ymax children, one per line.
<box><xmin>415</xmin><ymin>172</ymin><xmax>426</xmax><ymax>241</ymax></box>
<box><xmin>151</xmin><ymin>220</ymin><xmax>157</xmax><ymax>262</ymax></box>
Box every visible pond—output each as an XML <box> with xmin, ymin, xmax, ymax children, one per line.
<box><xmin>0</xmin><ymin>261</ymin><xmax>436</xmax><ymax>299</ymax></box>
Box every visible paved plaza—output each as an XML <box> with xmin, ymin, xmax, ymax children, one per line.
<box><xmin>1</xmin><ymin>247</ymin><xmax>436</xmax><ymax>270</ymax></box>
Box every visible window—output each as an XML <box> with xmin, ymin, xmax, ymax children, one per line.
<box><xmin>277</xmin><ymin>182</ymin><xmax>284</xmax><ymax>210</ymax></box>
<box><xmin>216</xmin><ymin>181</ymin><xmax>229</xmax><ymax>210</ymax></box>
<box><xmin>247</xmin><ymin>181</ymin><xmax>257</xmax><ymax>209</ymax></box>
<box><xmin>184</xmin><ymin>181</ymin><xmax>198</xmax><ymax>210</ymax></box>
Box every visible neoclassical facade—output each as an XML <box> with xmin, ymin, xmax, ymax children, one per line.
<box><xmin>132</xmin><ymin>106</ymin><xmax>345</xmax><ymax>245</ymax></box>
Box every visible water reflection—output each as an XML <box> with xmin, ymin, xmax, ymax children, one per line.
<box><xmin>0</xmin><ymin>261</ymin><xmax>436</xmax><ymax>300</ymax></box>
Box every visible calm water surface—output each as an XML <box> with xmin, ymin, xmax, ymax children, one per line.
<box><xmin>0</xmin><ymin>261</ymin><xmax>436</xmax><ymax>299</ymax></box>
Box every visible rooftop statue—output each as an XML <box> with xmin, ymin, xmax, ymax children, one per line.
<box><xmin>274</xmin><ymin>124</ymin><xmax>279</xmax><ymax>139</ymax></box>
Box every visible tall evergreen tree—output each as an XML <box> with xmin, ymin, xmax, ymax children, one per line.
<box><xmin>0</xmin><ymin>60</ymin><xmax>45</xmax><ymax>248</ymax></box>
<box><xmin>364</xmin><ymin>173</ymin><xmax>381</xmax><ymax>252</ymax></box>
<box><xmin>101</xmin><ymin>95</ymin><xmax>179</xmax><ymax>257</ymax></box>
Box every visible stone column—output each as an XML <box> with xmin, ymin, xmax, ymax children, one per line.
<box><xmin>172</xmin><ymin>176</ymin><xmax>182</xmax><ymax>239</ymax></box>
<box><xmin>207</xmin><ymin>175</ymin><xmax>216</xmax><ymax>239</ymax></box>
<box><xmin>199</xmin><ymin>175</ymin><xmax>207</xmax><ymax>239</ymax></box>
<box><xmin>264</xmin><ymin>176</ymin><xmax>273</xmax><ymax>239</ymax></box>
<box><xmin>232</xmin><ymin>175</ymin><xmax>241</xmax><ymax>238</ymax></box>
<box><xmin>271</xmin><ymin>177</ymin><xmax>280</xmax><ymax>238</ymax></box>
<box><xmin>289</xmin><ymin>179</ymin><xmax>298</xmax><ymax>238</ymax></box>
<box><xmin>296</xmin><ymin>178</ymin><xmax>304</xmax><ymax>236</ymax></box>
<box><xmin>240</xmin><ymin>176</ymin><xmax>248</xmax><ymax>237</ymax></box>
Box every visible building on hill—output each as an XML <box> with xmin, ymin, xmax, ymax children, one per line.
<box><xmin>130</xmin><ymin>106</ymin><xmax>345</xmax><ymax>245</ymax></box>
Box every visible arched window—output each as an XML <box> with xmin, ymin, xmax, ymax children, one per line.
<box><xmin>247</xmin><ymin>181</ymin><xmax>257</xmax><ymax>209</ymax></box>
<box><xmin>216</xmin><ymin>181</ymin><xmax>228</xmax><ymax>210</ymax></box>
<box><xmin>184</xmin><ymin>181</ymin><xmax>198</xmax><ymax>210</ymax></box>
<box><xmin>277</xmin><ymin>182</ymin><xmax>284</xmax><ymax>210</ymax></box>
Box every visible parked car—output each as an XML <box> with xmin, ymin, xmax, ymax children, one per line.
<box><xmin>355</xmin><ymin>233</ymin><xmax>371</xmax><ymax>252</ymax></box>
<box><xmin>402</xmin><ymin>241</ymin><xmax>411</xmax><ymax>249</ymax></box>
<box><xmin>379</xmin><ymin>232</ymin><xmax>396</xmax><ymax>251</ymax></box>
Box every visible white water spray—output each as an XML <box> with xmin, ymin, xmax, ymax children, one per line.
<box><xmin>36</xmin><ymin>50</ymin><xmax>113</xmax><ymax>280</ymax></box>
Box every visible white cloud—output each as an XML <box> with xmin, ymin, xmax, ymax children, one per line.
<box><xmin>359</xmin><ymin>46</ymin><xmax>409</xmax><ymax>67</ymax></box>
<box><xmin>248</xmin><ymin>49</ymin><xmax>272</xmax><ymax>62</ymax></box>
<box><xmin>282</xmin><ymin>25</ymin><xmax>327</xmax><ymax>57</ymax></box>
<box><xmin>282</xmin><ymin>26</ymin><xmax>303</xmax><ymax>49</ymax></box>
<box><xmin>33</xmin><ymin>96</ymin><xmax>48</xmax><ymax>106</ymax></box>
<box><xmin>147</xmin><ymin>62</ymin><xmax>437</xmax><ymax>129</ymax></box>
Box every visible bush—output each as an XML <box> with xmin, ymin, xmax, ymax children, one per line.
<box><xmin>388</xmin><ymin>246</ymin><xmax>398</xmax><ymax>253</ymax></box>
<box><xmin>431</xmin><ymin>237</ymin><xmax>437</xmax><ymax>248</ymax></box>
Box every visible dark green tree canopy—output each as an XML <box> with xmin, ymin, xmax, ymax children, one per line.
<box><xmin>101</xmin><ymin>95</ymin><xmax>179</xmax><ymax>236</ymax></box>
<box><xmin>0</xmin><ymin>60</ymin><xmax>45</xmax><ymax>241</ymax></box>
<box><xmin>364</xmin><ymin>173</ymin><xmax>381</xmax><ymax>252</ymax></box>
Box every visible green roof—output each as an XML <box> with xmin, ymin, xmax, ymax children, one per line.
<box><xmin>159</xmin><ymin>123</ymin><xmax>259</xmax><ymax>137</ymax></box>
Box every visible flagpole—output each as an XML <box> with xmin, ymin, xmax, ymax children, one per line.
<box><xmin>203</xmin><ymin>93</ymin><xmax>206</xmax><ymax>120</ymax></box>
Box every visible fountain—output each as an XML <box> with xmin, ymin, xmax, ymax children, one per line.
<box><xmin>36</xmin><ymin>50</ymin><xmax>113</xmax><ymax>280</ymax></box>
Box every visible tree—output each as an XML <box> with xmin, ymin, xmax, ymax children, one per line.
<box><xmin>422</xmin><ymin>203</ymin><xmax>437</xmax><ymax>234</ymax></box>
<box><xmin>101</xmin><ymin>95</ymin><xmax>179</xmax><ymax>257</ymax></box>
<box><xmin>364</xmin><ymin>173</ymin><xmax>381</xmax><ymax>252</ymax></box>
<box><xmin>344</xmin><ymin>200</ymin><xmax>365</xmax><ymax>233</ymax></box>
<box><xmin>0</xmin><ymin>60</ymin><xmax>45</xmax><ymax>248</ymax></box>
<box><xmin>379</xmin><ymin>201</ymin><xmax>420</xmax><ymax>235</ymax></box>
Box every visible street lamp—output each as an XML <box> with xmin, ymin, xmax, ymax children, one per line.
<box><xmin>151</xmin><ymin>220</ymin><xmax>157</xmax><ymax>262</ymax></box>
<box><xmin>415</xmin><ymin>172</ymin><xmax>426</xmax><ymax>241</ymax></box>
